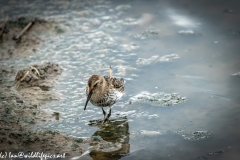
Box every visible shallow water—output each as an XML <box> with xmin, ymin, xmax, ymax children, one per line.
<box><xmin>1</xmin><ymin>0</ymin><xmax>240</xmax><ymax>159</ymax></box>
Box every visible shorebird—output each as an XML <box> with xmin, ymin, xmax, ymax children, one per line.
<box><xmin>84</xmin><ymin>66</ymin><xmax>124</xmax><ymax>123</ymax></box>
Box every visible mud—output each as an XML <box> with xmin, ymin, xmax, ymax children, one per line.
<box><xmin>0</xmin><ymin>62</ymin><xmax>85</xmax><ymax>156</ymax></box>
<box><xmin>0</xmin><ymin>17</ymin><xmax>65</xmax><ymax>59</ymax></box>
<box><xmin>15</xmin><ymin>63</ymin><xmax>63</xmax><ymax>89</ymax></box>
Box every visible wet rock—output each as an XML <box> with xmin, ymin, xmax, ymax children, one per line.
<box><xmin>91</xmin><ymin>141</ymin><xmax>122</xmax><ymax>152</ymax></box>
<box><xmin>129</xmin><ymin>91</ymin><xmax>186</xmax><ymax>107</ymax></box>
<box><xmin>74</xmin><ymin>138</ymin><xmax>83</xmax><ymax>143</ymax></box>
<box><xmin>92</xmin><ymin>136</ymin><xmax>103</xmax><ymax>141</ymax></box>
<box><xmin>71</xmin><ymin>144</ymin><xmax>79</xmax><ymax>151</ymax></box>
<box><xmin>99</xmin><ymin>142</ymin><xmax>119</xmax><ymax>149</ymax></box>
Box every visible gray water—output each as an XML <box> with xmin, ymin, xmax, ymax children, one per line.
<box><xmin>1</xmin><ymin>0</ymin><xmax>240</xmax><ymax>159</ymax></box>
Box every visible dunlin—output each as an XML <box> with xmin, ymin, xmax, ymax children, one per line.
<box><xmin>84</xmin><ymin>66</ymin><xmax>124</xmax><ymax>123</ymax></box>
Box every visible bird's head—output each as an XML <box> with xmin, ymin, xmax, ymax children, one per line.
<box><xmin>84</xmin><ymin>75</ymin><xmax>105</xmax><ymax>110</ymax></box>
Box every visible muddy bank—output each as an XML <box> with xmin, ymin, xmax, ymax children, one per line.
<box><xmin>0</xmin><ymin>63</ymin><xmax>84</xmax><ymax>156</ymax></box>
<box><xmin>0</xmin><ymin>16</ymin><xmax>65</xmax><ymax>59</ymax></box>
<box><xmin>15</xmin><ymin>62</ymin><xmax>63</xmax><ymax>106</ymax></box>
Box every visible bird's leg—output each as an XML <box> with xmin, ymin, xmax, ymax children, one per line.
<box><xmin>102</xmin><ymin>108</ymin><xmax>106</xmax><ymax>119</ymax></box>
<box><xmin>109</xmin><ymin>65</ymin><xmax>112</xmax><ymax>78</ymax></box>
<box><xmin>103</xmin><ymin>108</ymin><xmax>111</xmax><ymax>123</ymax></box>
<box><xmin>107</xmin><ymin>108</ymin><xmax>111</xmax><ymax>119</ymax></box>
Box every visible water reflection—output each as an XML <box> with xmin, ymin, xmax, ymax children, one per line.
<box><xmin>88</xmin><ymin>117</ymin><xmax>130</xmax><ymax>160</ymax></box>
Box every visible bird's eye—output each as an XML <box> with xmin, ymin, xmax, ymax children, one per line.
<box><xmin>93</xmin><ymin>83</ymin><xmax>98</xmax><ymax>87</ymax></box>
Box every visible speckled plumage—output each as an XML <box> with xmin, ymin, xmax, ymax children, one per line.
<box><xmin>86</xmin><ymin>75</ymin><xmax>124</xmax><ymax>107</ymax></box>
<box><xmin>84</xmin><ymin>72</ymin><xmax>124</xmax><ymax>122</ymax></box>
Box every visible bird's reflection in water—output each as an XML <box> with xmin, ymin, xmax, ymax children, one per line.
<box><xmin>88</xmin><ymin>116</ymin><xmax>130</xmax><ymax>160</ymax></box>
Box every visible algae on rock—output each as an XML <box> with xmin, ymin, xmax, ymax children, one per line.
<box><xmin>129</xmin><ymin>91</ymin><xmax>186</xmax><ymax>107</ymax></box>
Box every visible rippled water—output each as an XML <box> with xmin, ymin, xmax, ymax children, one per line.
<box><xmin>1</xmin><ymin>0</ymin><xmax>240</xmax><ymax>159</ymax></box>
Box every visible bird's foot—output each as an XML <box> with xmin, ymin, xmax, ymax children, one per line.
<box><xmin>102</xmin><ymin>117</ymin><xmax>109</xmax><ymax>124</ymax></box>
<box><xmin>102</xmin><ymin>108</ymin><xmax>111</xmax><ymax>124</ymax></box>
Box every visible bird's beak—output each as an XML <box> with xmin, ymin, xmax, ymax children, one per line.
<box><xmin>84</xmin><ymin>90</ymin><xmax>93</xmax><ymax>110</ymax></box>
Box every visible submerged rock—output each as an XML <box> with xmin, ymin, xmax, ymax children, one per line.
<box><xmin>129</xmin><ymin>91</ymin><xmax>186</xmax><ymax>107</ymax></box>
<box><xmin>91</xmin><ymin>136</ymin><xmax>103</xmax><ymax>142</ymax></box>
<box><xmin>133</xmin><ymin>28</ymin><xmax>159</xmax><ymax>39</ymax></box>
<box><xmin>175</xmin><ymin>130</ymin><xmax>211</xmax><ymax>141</ymax></box>
<box><xmin>74</xmin><ymin>138</ymin><xmax>84</xmax><ymax>143</ymax></box>
<box><xmin>185</xmin><ymin>131</ymin><xmax>211</xmax><ymax>141</ymax></box>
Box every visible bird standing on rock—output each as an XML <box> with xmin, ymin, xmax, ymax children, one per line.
<box><xmin>84</xmin><ymin>66</ymin><xmax>124</xmax><ymax>123</ymax></box>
